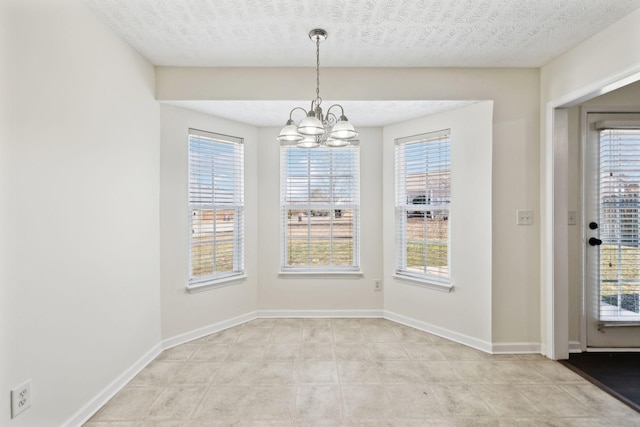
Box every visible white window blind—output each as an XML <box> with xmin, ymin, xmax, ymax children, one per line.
<box><xmin>395</xmin><ymin>130</ymin><xmax>451</xmax><ymax>282</ymax></box>
<box><xmin>598</xmin><ymin>127</ymin><xmax>640</xmax><ymax>320</ymax></box>
<box><xmin>188</xmin><ymin>129</ymin><xmax>244</xmax><ymax>285</ymax></box>
<box><xmin>280</xmin><ymin>143</ymin><xmax>360</xmax><ymax>271</ymax></box>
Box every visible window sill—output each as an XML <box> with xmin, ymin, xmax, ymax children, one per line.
<box><xmin>393</xmin><ymin>274</ymin><xmax>453</xmax><ymax>293</ymax></box>
<box><xmin>187</xmin><ymin>274</ymin><xmax>247</xmax><ymax>294</ymax></box>
<box><xmin>278</xmin><ymin>270</ymin><xmax>363</xmax><ymax>279</ymax></box>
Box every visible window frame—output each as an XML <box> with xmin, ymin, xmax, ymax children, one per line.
<box><xmin>280</xmin><ymin>142</ymin><xmax>361</xmax><ymax>273</ymax></box>
<box><xmin>188</xmin><ymin>128</ymin><xmax>245</xmax><ymax>290</ymax></box>
<box><xmin>394</xmin><ymin>130</ymin><xmax>452</xmax><ymax>290</ymax></box>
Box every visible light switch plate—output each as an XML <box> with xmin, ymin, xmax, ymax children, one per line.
<box><xmin>517</xmin><ymin>210</ymin><xmax>533</xmax><ymax>225</ymax></box>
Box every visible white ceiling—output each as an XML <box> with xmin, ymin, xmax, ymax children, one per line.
<box><xmin>81</xmin><ymin>0</ymin><xmax>640</xmax><ymax>126</ymax></box>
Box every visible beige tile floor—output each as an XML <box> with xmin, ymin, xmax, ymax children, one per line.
<box><xmin>85</xmin><ymin>318</ymin><xmax>640</xmax><ymax>426</ymax></box>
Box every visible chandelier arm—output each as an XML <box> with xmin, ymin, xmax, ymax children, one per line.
<box><xmin>325</xmin><ymin>104</ymin><xmax>346</xmax><ymax>117</ymax></box>
<box><xmin>325</xmin><ymin>111</ymin><xmax>338</xmax><ymax>126</ymax></box>
<box><xmin>288</xmin><ymin>106</ymin><xmax>309</xmax><ymax>121</ymax></box>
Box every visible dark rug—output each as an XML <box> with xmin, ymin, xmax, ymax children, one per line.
<box><xmin>561</xmin><ymin>352</ymin><xmax>640</xmax><ymax>413</ymax></box>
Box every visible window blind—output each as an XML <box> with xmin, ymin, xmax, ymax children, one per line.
<box><xmin>598</xmin><ymin>128</ymin><xmax>640</xmax><ymax>320</ymax></box>
<box><xmin>395</xmin><ymin>130</ymin><xmax>451</xmax><ymax>282</ymax></box>
<box><xmin>280</xmin><ymin>143</ymin><xmax>360</xmax><ymax>271</ymax></box>
<box><xmin>188</xmin><ymin>129</ymin><xmax>244</xmax><ymax>285</ymax></box>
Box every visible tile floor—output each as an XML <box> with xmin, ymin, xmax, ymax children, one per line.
<box><xmin>85</xmin><ymin>318</ymin><xmax>640</xmax><ymax>426</ymax></box>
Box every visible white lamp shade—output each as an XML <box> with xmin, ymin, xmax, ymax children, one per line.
<box><xmin>277</xmin><ymin>123</ymin><xmax>304</xmax><ymax>142</ymax></box>
<box><xmin>325</xmin><ymin>138</ymin><xmax>350</xmax><ymax>147</ymax></box>
<box><xmin>329</xmin><ymin>117</ymin><xmax>358</xmax><ymax>139</ymax></box>
<box><xmin>298</xmin><ymin>114</ymin><xmax>325</xmax><ymax>136</ymax></box>
<box><xmin>297</xmin><ymin>136</ymin><xmax>319</xmax><ymax>148</ymax></box>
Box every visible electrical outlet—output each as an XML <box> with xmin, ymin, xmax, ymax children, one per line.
<box><xmin>374</xmin><ymin>279</ymin><xmax>382</xmax><ymax>291</ymax></box>
<box><xmin>517</xmin><ymin>210</ymin><xmax>533</xmax><ymax>225</ymax></box>
<box><xmin>11</xmin><ymin>380</ymin><xmax>31</xmax><ymax>418</ymax></box>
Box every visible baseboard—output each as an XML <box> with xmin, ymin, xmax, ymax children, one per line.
<box><xmin>258</xmin><ymin>309</ymin><xmax>384</xmax><ymax>318</ymax></box>
<box><xmin>62</xmin><ymin>342</ymin><xmax>162</xmax><ymax>427</ymax></box>
<box><xmin>383</xmin><ymin>310</ymin><xmax>493</xmax><ymax>354</ymax></box>
<box><xmin>162</xmin><ymin>311</ymin><xmax>258</xmax><ymax>350</ymax></box>
<box><xmin>491</xmin><ymin>341</ymin><xmax>542</xmax><ymax>354</ymax></box>
<box><xmin>569</xmin><ymin>340</ymin><xmax>583</xmax><ymax>353</ymax></box>
<box><xmin>537</xmin><ymin>341</ymin><xmax>582</xmax><ymax>357</ymax></box>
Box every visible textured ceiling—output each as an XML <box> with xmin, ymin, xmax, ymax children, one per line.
<box><xmin>83</xmin><ymin>0</ymin><xmax>640</xmax><ymax>68</ymax></box>
<box><xmin>81</xmin><ymin>0</ymin><xmax>640</xmax><ymax>126</ymax></box>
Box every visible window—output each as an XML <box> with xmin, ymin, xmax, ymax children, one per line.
<box><xmin>395</xmin><ymin>130</ymin><xmax>451</xmax><ymax>283</ymax></box>
<box><xmin>280</xmin><ymin>143</ymin><xmax>360</xmax><ymax>271</ymax></box>
<box><xmin>188</xmin><ymin>129</ymin><xmax>244</xmax><ymax>286</ymax></box>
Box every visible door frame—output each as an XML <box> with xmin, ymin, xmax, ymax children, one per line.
<box><xmin>544</xmin><ymin>69</ymin><xmax>640</xmax><ymax>360</ymax></box>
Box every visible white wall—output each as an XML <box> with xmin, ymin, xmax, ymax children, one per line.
<box><xmin>0</xmin><ymin>0</ymin><xmax>161</xmax><ymax>425</ymax></box>
<box><xmin>0</xmin><ymin>2</ymin><xmax>10</xmax><ymax>422</ymax></box>
<box><xmin>541</xmin><ymin>8</ymin><xmax>640</xmax><ymax>104</ymax></box>
<box><xmin>256</xmin><ymin>127</ymin><xmax>383</xmax><ymax>311</ymax></box>
<box><xmin>383</xmin><ymin>102</ymin><xmax>494</xmax><ymax>346</ymax></box>
<box><xmin>160</xmin><ymin>104</ymin><xmax>259</xmax><ymax>339</ymax></box>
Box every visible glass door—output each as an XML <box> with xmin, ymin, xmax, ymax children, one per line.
<box><xmin>585</xmin><ymin>112</ymin><xmax>640</xmax><ymax>348</ymax></box>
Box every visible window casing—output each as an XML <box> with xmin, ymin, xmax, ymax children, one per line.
<box><xmin>280</xmin><ymin>143</ymin><xmax>360</xmax><ymax>272</ymax></box>
<box><xmin>188</xmin><ymin>129</ymin><xmax>244</xmax><ymax>286</ymax></box>
<box><xmin>395</xmin><ymin>130</ymin><xmax>451</xmax><ymax>283</ymax></box>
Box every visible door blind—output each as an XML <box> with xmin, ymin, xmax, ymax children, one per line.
<box><xmin>280</xmin><ymin>144</ymin><xmax>360</xmax><ymax>271</ymax></box>
<box><xmin>188</xmin><ymin>129</ymin><xmax>244</xmax><ymax>285</ymax></box>
<box><xmin>598</xmin><ymin>127</ymin><xmax>640</xmax><ymax>320</ymax></box>
<box><xmin>395</xmin><ymin>130</ymin><xmax>451</xmax><ymax>281</ymax></box>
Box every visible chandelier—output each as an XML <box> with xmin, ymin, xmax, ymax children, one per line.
<box><xmin>277</xmin><ymin>29</ymin><xmax>358</xmax><ymax>148</ymax></box>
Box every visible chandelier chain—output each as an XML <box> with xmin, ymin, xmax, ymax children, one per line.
<box><xmin>316</xmin><ymin>36</ymin><xmax>320</xmax><ymax>101</ymax></box>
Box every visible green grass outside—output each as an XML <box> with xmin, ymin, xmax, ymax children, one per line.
<box><xmin>600</xmin><ymin>244</ymin><xmax>640</xmax><ymax>296</ymax></box>
<box><xmin>192</xmin><ymin>215</ymin><xmax>449</xmax><ymax>273</ymax></box>
<box><xmin>287</xmin><ymin>239</ymin><xmax>353</xmax><ymax>267</ymax></box>
<box><xmin>192</xmin><ymin>241</ymin><xmax>234</xmax><ymax>277</ymax></box>
<box><xmin>404</xmin><ymin>217</ymin><xmax>448</xmax><ymax>273</ymax></box>
<box><xmin>193</xmin><ymin>239</ymin><xmax>355</xmax><ymax>273</ymax></box>
<box><xmin>406</xmin><ymin>241</ymin><xmax>448</xmax><ymax>270</ymax></box>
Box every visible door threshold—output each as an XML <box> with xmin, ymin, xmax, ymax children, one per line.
<box><xmin>598</xmin><ymin>321</ymin><xmax>640</xmax><ymax>329</ymax></box>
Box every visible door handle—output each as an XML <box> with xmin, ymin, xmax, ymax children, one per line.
<box><xmin>589</xmin><ymin>237</ymin><xmax>602</xmax><ymax>246</ymax></box>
